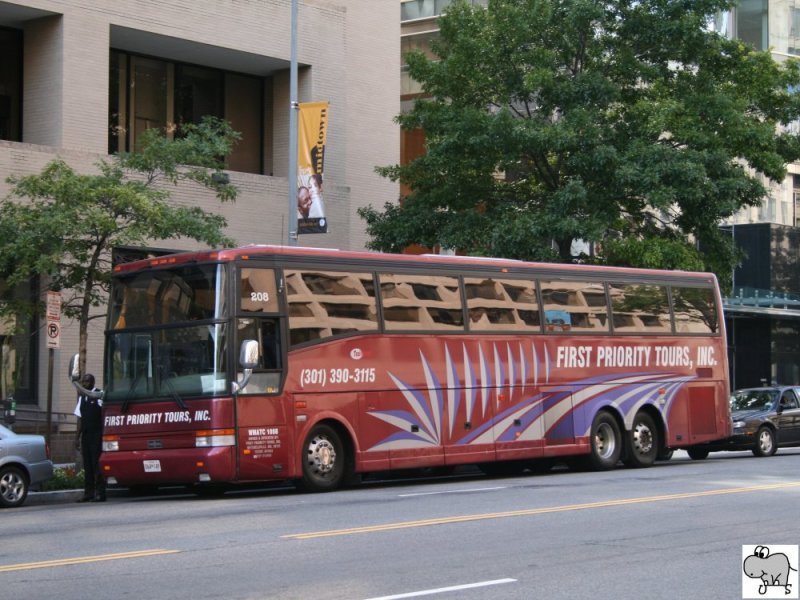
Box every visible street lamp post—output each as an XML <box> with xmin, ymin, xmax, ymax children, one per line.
<box><xmin>287</xmin><ymin>0</ymin><xmax>299</xmax><ymax>246</ymax></box>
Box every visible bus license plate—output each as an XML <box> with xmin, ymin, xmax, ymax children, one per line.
<box><xmin>143</xmin><ymin>460</ymin><xmax>161</xmax><ymax>473</ymax></box>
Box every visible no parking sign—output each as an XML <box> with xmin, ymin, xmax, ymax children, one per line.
<box><xmin>46</xmin><ymin>291</ymin><xmax>61</xmax><ymax>349</ymax></box>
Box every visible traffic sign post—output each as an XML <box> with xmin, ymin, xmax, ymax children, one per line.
<box><xmin>46</xmin><ymin>291</ymin><xmax>61</xmax><ymax>349</ymax></box>
<box><xmin>45</xmin><ymin>291</ymin><xmax>61</xmax><ymax>446</ymax></box>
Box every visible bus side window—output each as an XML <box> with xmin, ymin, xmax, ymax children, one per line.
<box><xmin>671</xmin><ymin>286</ymin><xmax>718</xmax><ymax>334</ymax></box>
<box><xmin>260</xmin><ymin>321</ymin><xmax>280</xmax><ymax>369</ymax></box>
<box><xmin>540</xmin><ymin>280</ymin><xmax>609</xmax><ymax>333</ymax></box>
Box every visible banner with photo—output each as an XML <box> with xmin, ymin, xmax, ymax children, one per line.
<box><xmin>297</xmin><ymin>101</ymin><xmax>329</xmax><ymax>234</ymax></box>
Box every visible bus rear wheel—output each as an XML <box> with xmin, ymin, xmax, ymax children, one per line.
<box><xmin>299</xmin><ymin>424</ymin><xmax>346</xmax><ymax>492</ymax></box>
<box><xmin>587</xmin><ymin>411</ymin><xmax>622</xmax><ymax>470</ymax></box>
<box><xmin>623</xmin><ymin>412</ymin><xmax>658</xmax><ymax>468</ymax></box>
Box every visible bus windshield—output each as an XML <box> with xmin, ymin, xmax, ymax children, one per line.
<box><xmin>105</xmin><ymin>264</ymin><xmax>229</xmax><ymax>402</ymax></box>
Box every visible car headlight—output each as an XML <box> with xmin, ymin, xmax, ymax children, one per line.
<box><xmin>733</xmin><ymin>421</ymin><xmax>747</xmax><ymax>429</ymax></box>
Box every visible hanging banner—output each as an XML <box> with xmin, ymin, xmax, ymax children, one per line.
<box><xmin>297</xmin><ymin>101</ymin><xmax>329</xmax><ymax>234</ymax></box>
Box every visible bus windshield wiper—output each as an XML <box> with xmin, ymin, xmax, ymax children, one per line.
<box><xmin>120</xmin><ymin>372</ymin><xmax>143</xmax><ymax>414</ymax></box>
<box><xmin>159</xmin><ymin>368</ymin><xmax>187</xmax><ymax>411</ymax></box>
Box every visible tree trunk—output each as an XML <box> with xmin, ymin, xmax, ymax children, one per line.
<box><xmin>556</xmin><ymin>238</ymin><xmax>573</xmax><ymax>262</ymax></box>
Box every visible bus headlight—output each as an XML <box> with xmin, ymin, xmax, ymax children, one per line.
<box><xmin>102</xmin><ymin>436</ymin><xmax>119</xmax><ymax>452</ymax></box>
<box><xmin>195</xmin><ymin>429</ymin><xmax>235</xmax><ymax>447</ymax></box>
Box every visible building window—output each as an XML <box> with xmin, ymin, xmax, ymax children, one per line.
<box><xmin>109</xmin><ymin>50</ymin><xmax>264</xmax><ymax>174</ymax></box>
<box><xmin>400</xmin><ymin>0</ymin><xmax>487</xmax><ymax>21</ymax></box>
<box><xmin>736</xmin><ymin>0</ymin><xmax>768</xmax><ymax>51</ymax></box>
<box><xmin>175</xmin><ymin>64</ymin><xmax>223</xmax><ymax>127</ymax></box>
<box><xmin>792</xmin><ymin>7</ymin><xmax>800</xmax><ymax>37</ymax></box>
<box><xmin>0</xmin><ymin>27</ymin><xmax>22</xmax><ymax>142</ymax></box>
<box><xmin>0</xmin><ymin>279</ymin><xmax>37</xmax><ymax>404</ymax></box>
<box><xmin>794</xmin><ymin>175</ymin><xmax>800</xmax><ymax>227</ymax></box>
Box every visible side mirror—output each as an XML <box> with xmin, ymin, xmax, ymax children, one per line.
<box><xmin>232</xmin><ymin>339</ymin><xmax>259</xmax><ymax>394</ymax></box>
<box><xmin>240</xmin><ymin>339</ymin><xmax>259</xmax><ymax>370</ymax></box>
<box><xmin>68</xmin><ymin>353</ymin><xmax>80</xmax><ymax>382</ymax></box>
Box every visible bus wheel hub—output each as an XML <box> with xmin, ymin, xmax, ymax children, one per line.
<box><xmin>633</xmin><ymin>423</ymin><xmax>653</xmax><ymax>454</ymax></box>
<box><xmin>309</xmin><ymin>437</ymin><xmax>336</xmax><ymax>473</ymax></box>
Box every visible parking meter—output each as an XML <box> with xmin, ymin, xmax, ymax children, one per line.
<box><xmin>3</xmin><ymin>396</ymin><xmax>15</xmax><ymax>425</ymax></box>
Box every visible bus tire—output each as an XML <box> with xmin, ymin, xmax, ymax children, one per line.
<box><xmin>299</xmin><ymin>424</ymin><xmax>345</xmax><ymax>492</ymax></box>
<box><xmin>656</xmin><ymin>448</ymin><xmax>674</xmax><ymax>461</ymax></box>
<box><xmin>479</xmin><ymin>460</ymin><xmax>525</xmax><ymax>477</ymax></box>
<box><xmin>193</xmin><ymin>483</ymin><xmax>227</xmax><ymax>497</ymax></box>
<box><xmin>587</xmin><ymin>411</ymin><xmax>622</xmax><ymax>471</ymax></box>
<box><xmin>623</xmin><ymin>411</ymin><xmax>658</xmax><ymax>468</ymax></box>
<box><xmin>687</xmin><ymin>448</ymin><xmax>709</xmax><ymax>460</ymax></box>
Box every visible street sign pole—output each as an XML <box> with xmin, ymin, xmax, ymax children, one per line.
<box><xmin>45</xmin><ymin>291</ymin><xmax>61</xmax><ymax>447</ymax></box>
<box><xmin>288</xmin><ymin>0</ymin><xmax>299</xmax><ymax>246</ymax></box>
<box><xmin>46</xmin><ymin>348</ymin><xmax>54</xmax><ymax>447</ymax></box>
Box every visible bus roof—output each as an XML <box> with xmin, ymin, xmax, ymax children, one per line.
<box><xmin>112</xmin><ymin>244</ymin><xmax>717</xmax><ymax>283</ymax></box>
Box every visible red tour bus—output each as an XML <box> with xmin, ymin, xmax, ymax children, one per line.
<box><xmin>92</xmin><ymin>245</ymin><xmax>730</xmax><ymax>493</ymax></box>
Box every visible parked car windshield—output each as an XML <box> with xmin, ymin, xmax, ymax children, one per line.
<box><xmin>730</xmin><ymin>389</ymin><xmax>777</xmax><ymax>411</ymax></box>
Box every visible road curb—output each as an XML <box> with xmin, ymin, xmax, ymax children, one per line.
<box><xmin>26</xmin><ymin>489</ymin><xmax>84</xmax><ymax>505</ymax></box>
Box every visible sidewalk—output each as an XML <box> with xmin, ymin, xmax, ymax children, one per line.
<box><xmin>25</xmin><ymin>462</ymin><xmax>97</xmax><ymax>506</ymax></box>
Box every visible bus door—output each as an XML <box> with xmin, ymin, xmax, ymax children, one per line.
<box><xmin>234</xmin><ymin>315</ymin><xmax>290</xmax><ymax>481</ymax></box>
<box><xmin>237</xmin><ymin>395</ymin><xmax>290</xmax><ymax>481</ymax></box>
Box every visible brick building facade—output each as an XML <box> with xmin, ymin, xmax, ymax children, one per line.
<box><xmin>0</xmin><ymin>0</ymin><xmax>400</xmax><ymax>424</ymax></box>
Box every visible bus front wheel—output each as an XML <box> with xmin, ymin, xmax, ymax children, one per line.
<box><xmin>587</xmin><ymin>411</ymin><xmax>622</xmax><ymax>470</ymax></box>
<box><xmin>623</xmin><ymin>412</ymin><xmax>659</xmax><ymax>468</ymax></box>
<box><xmin>299</xmin><ymin>424</ymin><xmax>346</xmax><ymax>492</ymax></box>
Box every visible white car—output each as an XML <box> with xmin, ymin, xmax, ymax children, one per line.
<box><xmin>0</xmin><ymin>424</ymin><xmax>54</xmax><ymax>508</ymax></box>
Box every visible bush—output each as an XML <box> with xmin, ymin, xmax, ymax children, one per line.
<box><xmin>39</xmin><ymin>465</ymin><xmax>84</xmax><ymax>491</ymax></box>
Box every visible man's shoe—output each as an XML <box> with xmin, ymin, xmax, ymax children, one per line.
<box><xmin>91</xmin><ymin>497</ymin><xmax>106</xmax><ymax>502</ymax></box>
<box><xmin>76</xmin><ymin>496</ymin><xmax>93</xmax><ymax>503</ymax></box>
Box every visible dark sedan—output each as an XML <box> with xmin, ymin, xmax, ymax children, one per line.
<box><xmin>687</xmin><ymin>386</ymin><xmax>800</xmax><ymax>460</ymax></box>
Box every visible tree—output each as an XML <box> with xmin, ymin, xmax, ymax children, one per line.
<box><xmin>362</xmin><ymin>0</ymin><xmax>800</xmax><ymax>285</ymax></box>
<box><xmin>0</xmin><ymin>117</ymin><xmax>240</xmax><ymax>372</ymax></box>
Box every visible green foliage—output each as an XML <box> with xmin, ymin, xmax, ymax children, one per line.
<box><xmin>39</xmin><ymin>465</ymin><xmax>84</xmax><ymax>491</ymax></box>
<box><xmin>601</xmin><ymin>237</ymin><xmax>705</xmax><ymax>272</ymax></box>
<box><xmin>0</xmin><ymin>117</ymin><xmax>241</xmax><ymax>369</ymax></box>
<box><xmin>366</xmin><ymin>0</ymin><xmax>800</xmax><ymax>279</ymax></box>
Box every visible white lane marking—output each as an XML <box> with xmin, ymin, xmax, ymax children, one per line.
<box><xmin>397</xmin><ymin>486</ymin><xmax>507</xmax><ymax>498</ymax></box>
<box><xmin>362</xmin><ymin>578</ymin><xmax>517</xmax><ymax>600</ymax></box>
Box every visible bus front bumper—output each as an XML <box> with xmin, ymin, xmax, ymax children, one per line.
<box><xmin>100</xmin><ymin>446</ymin><xmax>236</xmax><ymax>487</ymax></box>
